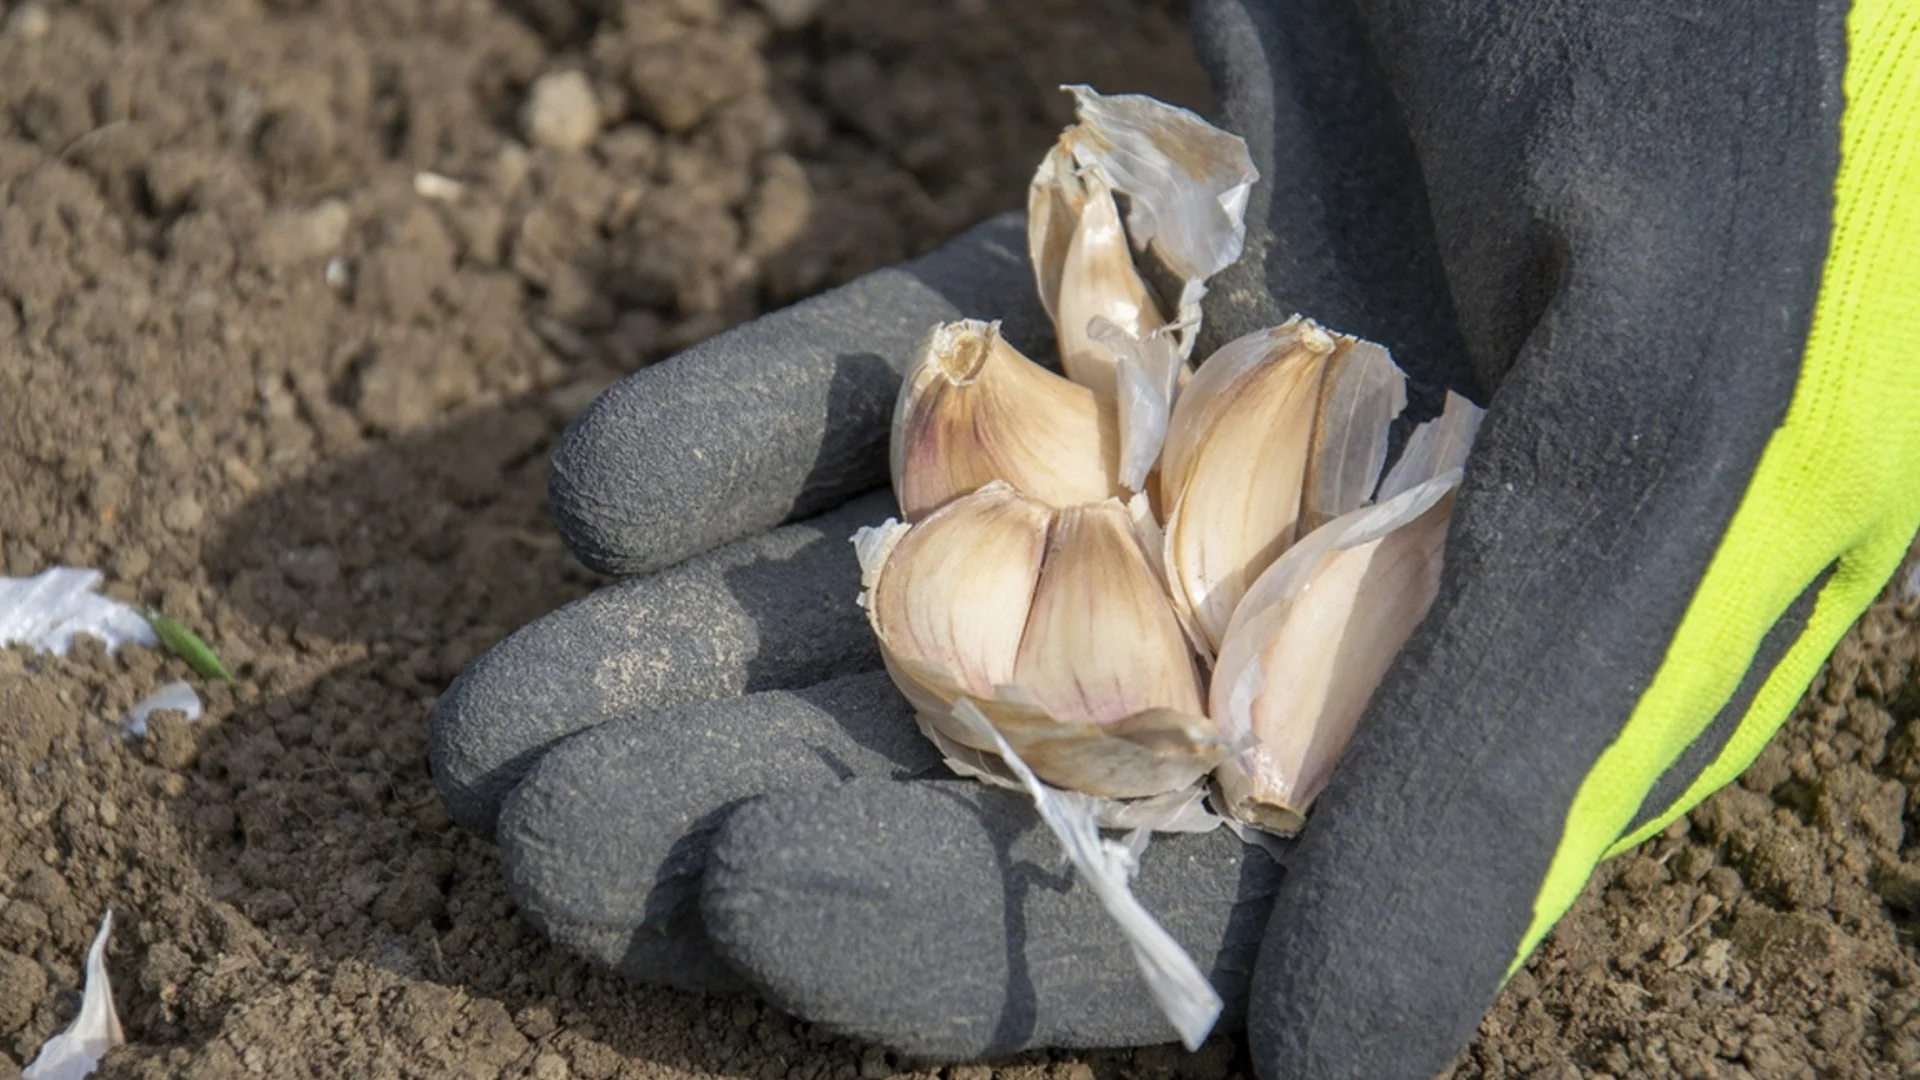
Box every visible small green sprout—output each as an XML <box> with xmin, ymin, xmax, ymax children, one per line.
<box><xmin>140</xmin><ymin>609</ymin><xmax>235</xmax><ymax>684</ymax></box>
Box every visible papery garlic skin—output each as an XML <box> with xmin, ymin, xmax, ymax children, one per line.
<box><xmin>1300</xmin><ymin>338</ymin><xmax>1408</xmax><ymax>533</ymax></box>
<box><xmin>890</xmin><ymin>321</ymin><xmax>1123</xmax><ymax>521</ymax></box>
<box><xmin>1058</xmin><ymin>85</ymin><xmax>1258</xmax><ymax>346</ymax></box>
<box><xmin>1091</xmin><ymin>317</ymin><xmax>1186</xmax><ymax>494</ymax></box>
<box><xmin>1375</xmin><ymin>391</ymin><xmax>1486</xmax><ymax>502</ymax></box>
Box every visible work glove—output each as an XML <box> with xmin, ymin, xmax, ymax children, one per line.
<box><xmin>430</xmin><ymin>0</ymin><xmax>1920</xmax><ymax>1075</ymax></box>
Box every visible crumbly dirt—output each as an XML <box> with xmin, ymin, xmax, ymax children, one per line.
<box><xmin>1</xmin><ymin>1</ymin><xmax>1917</xmax><ymax>1078</ymax></box>
<box><xmin>1443</xmin><ymin>571</ymin><xmax>1920</xmax><ymax>1080</ymax></box>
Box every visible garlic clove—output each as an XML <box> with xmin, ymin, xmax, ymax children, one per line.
<box><xmin>864</xmin><ymin>482</ymin><xmax>1051</xmax><ymax>700</ymax></box>
<box><xmin>1159</xmin><ymin>319</ymin><xmax>1337</xmax><ymax>651</ymax></box>
<box><xmin>1013</xmin><ymin>500</ymin><xmax>1206</xmax><ymax>725</ymax></box>
<box><xmin>1046</xmin><ymin>167</ymin><xmax>1168</xmax><ymax>397</ymax></box>
<box><xmin>1057</xmin><ymin>85</ymin><xmax>1258</xmax><ymax>357</ymax></box>
<box><xmin>1160</xmin><ymin>318</ymin><xmax>1413</xmax><ymax>652</ymax></box>
<box><xmin>1209</xmin><ymin>470</ymin><xmax>1462</xmax><ymax>834</ymax></box>
<box><xmin>890</xmin><ymin>320</ymin><xmax>1124</xmax><ymax>521</ymax></box>
<box><xmin>1159</xmin><ymin>319</ymin><xmax>1328</xmax><ymax>519</ymax></box>
<box><xmin>1024</xmin><ymin>85</ymin><xmax>1257</xmax><ymax>491</ymax></box>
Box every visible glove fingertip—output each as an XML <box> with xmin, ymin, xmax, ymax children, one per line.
<box><xmin>547</xmin><ymin>337</ymin><xmax>897</xmax><ymax>580</ymax></box>
<box><xmin>700</xmin><ymin>780</ymin><xmax>1012</xmax><ymax>1061</ymax></box>
<box><xmin>546</xmin><ymin>212</ymin><xmax>1048</xmax><ymax>580</ymax></box>
<box><xmin>428</xmin><ymin>633</ymin><xmax>572</xmax><ymax>838</ymax></box>
<box><xmin>703</xmin><ymin>780</ymin><xmax>1280</xmax><ymax>1060</ymax></box>
<box><xmin>494</xmin><ymin>715</ymin><xmax>748</xmax><ymax>994</ymax></box>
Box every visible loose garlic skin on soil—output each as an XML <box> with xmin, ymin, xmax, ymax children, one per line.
<box><xmin>857</xmin><ymin>87</ymin><xmax>1484</xmax><ymax>833</ymax></box>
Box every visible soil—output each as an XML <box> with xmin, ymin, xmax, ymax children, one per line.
<box><xmin>0</xmin><ymin>1</ymin><xmax>1917</xmax><ymax>1078</ymax></box>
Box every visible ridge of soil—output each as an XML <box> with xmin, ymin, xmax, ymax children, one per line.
<box><xmin>3</xmin><ymin>2</ymin><xmax>1919</xmax><ymax>1078</ymax></box>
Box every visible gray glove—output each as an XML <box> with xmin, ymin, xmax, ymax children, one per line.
<box><xmin>430</xmin><ymin>0</ymin><xmax>1461</xmax><ymax>1049</ymax></box>
<box><xmin>432</xmin><ymin>0</ymin><xmax>1849</xmax><ymax>1074</ymax></box>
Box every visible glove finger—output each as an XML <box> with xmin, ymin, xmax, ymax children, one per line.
<box><xmin>552</xmin><ymin>212</ymin><xmax>1048</xmax><ymax>579</ymax></box>
<box><xmin>429</xmin><ymin>491</ymin><xmax>893</xmax><ymax>837</ymax></box>
<box><xmin>496</xmin><ymin>671</ymin><xmax>939</xmax><ymax>993</ymax></box>
<box><xmin>702</xmin><ymin>778</ymin><xmax>1282</xmax><ymax>1061</ymax></box>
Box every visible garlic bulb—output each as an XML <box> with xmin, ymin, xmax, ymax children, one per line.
<box><xmin>852</xmin><ymin>87</ymin><xmax>1488</xmax><ymax>1055</ymax></box>
<box><xmin>859</xmin><ymin>87</ymin><xmax>1484</xmax><ymax>836</ymax></box>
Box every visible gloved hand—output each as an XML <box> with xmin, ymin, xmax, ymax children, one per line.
<box><xmin>430</xmin><ymin>0</ymin><xmax>1920</xmax><ymax>1075</ymax></box>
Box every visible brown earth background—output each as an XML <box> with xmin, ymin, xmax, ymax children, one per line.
<box><xmin>3</xmin><ymin>1</ymin><xmax>1920</xmax><ymax>1077</ymax></box>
